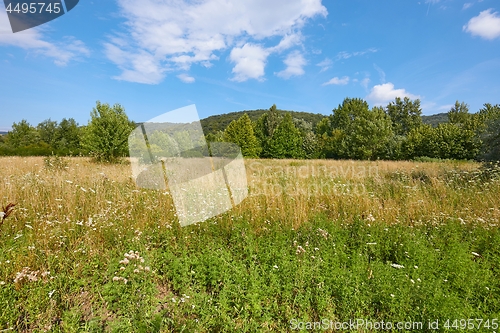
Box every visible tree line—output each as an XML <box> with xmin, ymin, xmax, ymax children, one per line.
<box><xmin>1</xmin><ymin>98</ymin><xmax>499</xmax><ymax>162</ymax></box>
<box><xmin>211</xmin><ymin>99</ymin><xmax>500</xmax><ymax>162</ymax></box>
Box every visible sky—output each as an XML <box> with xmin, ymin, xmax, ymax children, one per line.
<box><xmin>1</xmin><ymin>0</ymin><xmax>500</xmax><ymax>132</ymax></box>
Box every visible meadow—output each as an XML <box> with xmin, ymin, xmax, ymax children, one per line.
<box><xmin>0</xmin><ymin>156</ymin><xmax>499</xmax><ymax>332</ymax></box>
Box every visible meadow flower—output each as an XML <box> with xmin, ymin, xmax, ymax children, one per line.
<box><xmin>296</xmin><ymin>245</ymin><xmax>306</xmax><ymax>254</ymax></box>
<box><xmin>391</xmin><ymin>263</ymin><xmax>404</xmax><ymax>269</ymax></box>
<box><xmin>119</xmin><ymin>258</ymin><xmax>130</xmax><ymax>265</ymax></box>
<box><xmin>273</xmin><ymin>265</ymin><xmax>278</xmax><ymax>269</ymax></box>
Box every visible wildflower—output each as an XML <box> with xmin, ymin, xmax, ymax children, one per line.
<box><xmin>112</xmin><ymin>276</ymin><xmax>121</xmax><ymax>282</ymax></box>
<box><xmin>144</xmin><ymin>266</ymin><xmax>151</xmax><ymax>272</ymax></box>
<box><xmin>134</xmin><ymin>269</ymin><xmax>140</xmax><ymax>274</ymax></box>
<box><xmin>296</xmin><ymin>245</ymin><xmax>306</xmax><ymax>254</ymax></box>
<box><xmin>119</xmin><ymin>258</ymin><xmax>130</xmax><ymax>265</ymax></box>
<box><xmin>120</xmin><ymin>267</ymin><xmax>125</xmax><ymax>271</ymax></box>
<box><xmin>390</xmin><ymin>294</ymin><xmax>395</xmax><ymax>297</ymax></box>
<box><xmin>471</xmin><ymin>252</ymin><xmax>481</xmax><ymax>258</ymax></box>
<box><xmin>273</xmin><ymin>265</ymin><xmax>278</xmax><ymax>269</ymax></box>
<box><xmin>366</xmin><ymin>242</ymin><xmax>377</xmax><ymax>245</ymax></box>
<box><xmin>391</xmin><ymin>263</ymin><xmax>404</xmax><ymax>269</ymax></box>
<box><xmin>410</xmin><ymin>279</ymin><xmax>415</xmax><ymax>284</ymax></box>
<box><xmin>414</xmin><ymin>265</ymin><xmax>418</xmax><ymax>269</ymax></box>
<box><xmin>317</xmin><ymin>228</ymin><xmax>329</xmax><ymax>239</ymax></box>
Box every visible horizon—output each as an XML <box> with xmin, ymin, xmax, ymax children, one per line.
<box><xmin>1</xmin><ymin>1</ymin><xmax>499</xmax><ymax>131</ymax></box>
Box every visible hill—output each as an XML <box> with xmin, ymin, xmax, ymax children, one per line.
<box><xmin>200</xmin><ymin>109</ymin><xmax>326</xmax><ymax>135</ymax></box>
<box><xmin>421</xmin><ymin>113</ymin><xmax>448</xmax><ymax>127</ymax></box>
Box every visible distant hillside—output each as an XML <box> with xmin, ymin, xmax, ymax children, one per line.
<box><xmin>0</xmin><ymin>132</ymin><xmax>8</xmax><ymax>135</ymax></box>
<box><xmin>200</xmin><ymin>109</ymin><xmax>326</xmax><ymax>135</ymax></box>
<box><xmin>422</xmin><ymin>113</ymin><xmax>448</xmax><ymax>127</ymax></box>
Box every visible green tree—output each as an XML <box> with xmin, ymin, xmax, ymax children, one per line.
<box><xmin>254</xmin><ymin>104</ymin><xmax>283</xmax><ymax>157</ymax></box>
<box><xmin>55</xmin><ymin>118</ymin><xmax>81</xmax><ymax>153</ymax></box>
<box><xmin>267</xmin><ymin>113</ymin><xmax>304</xmax><ymax>159</ymax></box>
<box><xmin>7</xmin><ymin>120</ymin><xmax>39</xmax><ymax>148</ymax></box>
<box><xmin>322</xmin><ymin>98</ymin><xmax>394</xmax><ymax>160</ymax></box>
<box><xmin>223</xmin><ymin>113</ymin><xmax>261</xmax><ymax>158</ymax></box>
<box><xmin>479</xmin><ymin>104</ymin><xmax>500</xmax><ymax>161</ymax></box>
<box><xmin>386</xmin><ymin>97</ymin><xmax>423</xmax><ymax>136</ymax></box>
<box><xmin>81</xmin><ymin>101</ymin><xmax>134</xmax><ymax>162</ymax></box>
<box><xmin>37</xmin><ymin>119</ymin><xmax>58</xmax><ymax>147</ymax></box>
<box><xmin>405</xmin><ymin>123</ymin><xmax>480</xmax><ymax>160</ymax></box>
<box><xmin>448</xmin><ymin>101</ymin><xmax>471</xmax><ymax>125</ymax></box>
<box><xmin>340</xmin><ymin>106</ymin><xmax>394</xmax><ymax>160</ymax></box>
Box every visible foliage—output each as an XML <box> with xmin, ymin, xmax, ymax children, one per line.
<box><xmin>478</xmin><ymin>104</ymin><xmax>500</xmax><ymax>161</ymax></box>
<box><xmin>7</xmin><ymin>120</ymin><xmax>39</xmax><ymax>148</ymax></box>
<box><xmin>386</xmin><ymin>97</ymin><xmax>423</xmax><ymax>136</ymax></box>
<box><xmin>223</xmin><ymin>113</ymin><xmax>261</xmax><ymax>158</ymax></box>
<box><xmin>81</xmin><ymin>101</ymin><xmax>135</xmax><ymax>162</ymax></box>
<box><xmin>321</xmin><ymin>98</ymin><xmax>394</xmax><ymax>160</ymax></box>
<box><xmin>267</xmin><ymin>113</ymin><xmax>304</xmax><ymax>159</ymax></box>
<box><xmin>1</xmin><ymin>157</ymin><xmax>499</xmax><ymax>331</ymax></box>
<box><xmin>405</xmin><ymin>123</ymin><xmax>481</xmax><ymax>160</ymax></box>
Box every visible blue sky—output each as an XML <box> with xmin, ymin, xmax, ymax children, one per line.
<box><xmin>1</xmin><ymin>0</ymin><xmax>500</xmax><ymax>131</ymax></box>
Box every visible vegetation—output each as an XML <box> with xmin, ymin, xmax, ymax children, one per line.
<box><xmin>1</xmin><ymin>98</ymin><xmax>499</xmax><ymax>163</ymax></box>
<box><xmin>81</xmin><ymin>101</ymin><xmax>135</xmax><ymax>163</ymax></box>
<box><xmin>0</xmin><ymin>157</ymin><xmax>499</xmax><ymax>331</ymax></box>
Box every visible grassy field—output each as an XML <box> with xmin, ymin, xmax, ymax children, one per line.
<box><xmin>0</xmin><ymin>157</ymin><xmax>499</xmax><ymax>332</ymax></box>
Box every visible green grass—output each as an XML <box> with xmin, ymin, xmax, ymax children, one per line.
<box><xmin>1</xmin><ymin>215</ymin><xmax>499</xmax><ymax>332</ymax></box>
<box><xmin>0</xmin><ymin>157</ymin><xmax>499</xmax><ymax>332</ymax></box>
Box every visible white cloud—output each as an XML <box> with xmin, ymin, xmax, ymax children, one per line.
<box><xmin>322</xmin><ymin>76</ymin><xmax>349</xmax><ymax>86</ymax></box>
<box><xmin>366</xmin><ymin>83</ymin><xmax>420</xmax><ymax>105</ymax></box>
<box><xmin>463</xmin><ymin>9</ymin><xmax>500</xmax><ymax>40</ymax></box>
<box><xmin>373</xmin><ymin>64</ymin><xmax>386</xmax><ymax>83</ymax></box>
<box><xmin>462</xmin><ymin>3</ymin><xmax>473</xmax><ymax>10</ymax></box>
<box><xmin>360</xmin><ymin>77</ymin><xmax>371</xmax><ymax>89</ymax></box>
<box><xmin>177</xmin><ymin>73</ymin><xmax>195</xmax><ymax>83</ymax></box>
<box><xmin>230</xmin><ymin>43</ymin><xmax>270</xmax><ymax>82</ymax></box>
<box><xmin>0</xmin><ymin>9</ymin><xmax>90</xmax><ymax>66</ymax></box>
<box><xmin>336</xmin><ymin>48</ymin><xmax>377</xmax><ymax>61</ymax></box>
<box><xmin>438</xmin><ymin>104</ymin><xmax>454</xmax><ymax>111</ymax></box>
<box><xmin>276</xmin><ymin>51</ymin><xmax>307</xmax><ymax>79</ymax></box>
<box><xmin>107</xmin><ymin>0</ymin><xmax>327</xmax><ymax>83</ymax></box>
<box><xmin>316</xmin><ymin>58</ymin><xmax>332</xmax><ymax>72</ymax></box>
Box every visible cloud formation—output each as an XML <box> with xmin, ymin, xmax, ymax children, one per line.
<box><xmin>230</xmin><ymin>43</ymin><xmax>270</xmax><ymax>82</ymax></box>
<box><xmin>106</xmin><ymin>0</ymin><xmax>327</xmax><ymax>84</ymax></box>
<box><xmin>463</xmin><ymin>9</ymin><xmax>500</xmax><ymax>40</ymax></box>
<box><xmin>276</xmin><ymin>51</ymin><xmax>307</xmax><ymax>79</ymax></box>
<box><xmin>322</xmin><ymin>76</ymin><xmax>349</xmax><ymax>86</ymax></box>
<box><xmin>177</xmin><ymin>73</ymin><xmax>195</xmax><ymax>83</ymax></box>
<box><xmin>0</xmin><ymin>9</ymin><xmax>89</xmax><ymax>66</ymax></box>
<box><xmin>366</xmin><ymin>83</ymin><xmax>420</xmax><ymax>105</ymax></box>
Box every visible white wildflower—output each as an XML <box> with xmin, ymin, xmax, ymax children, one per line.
<box><xmin>391</xmin><ymin>263</ymin><xmax>404</xmax><ymax>269</ymax></box>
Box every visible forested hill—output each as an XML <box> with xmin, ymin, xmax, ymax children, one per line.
<box><xmin>200</xmin><ymin>109</ymin><xmax>325</xmax><ymax>135</ymax></box>
<box><xmin>421</xmin><ymin>113</ymin><xmax>448</xmax><ymax>127</ymax></box>
<box><xmin>201</xmin><ymin>109</ymin><xmax>450</xmax><ymax>135</ymax></box>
